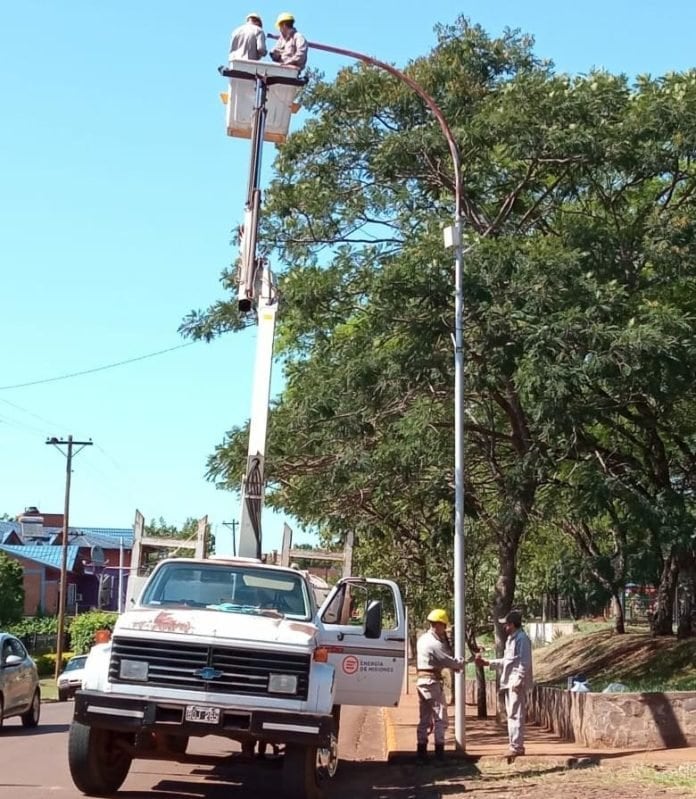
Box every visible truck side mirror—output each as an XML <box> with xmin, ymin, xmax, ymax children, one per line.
<box><xmin>364</xmin><ymin>600</ymin><xmax>382</xmax><ymax>639</ymax></box>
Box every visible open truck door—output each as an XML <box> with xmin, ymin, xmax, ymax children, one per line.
<box><xmin>317</xmin><ymin>578</ymin><xmax>406</xmax><ymax>706</ymax></box>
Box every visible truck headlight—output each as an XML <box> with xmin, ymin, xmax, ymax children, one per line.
<box><xmin>120</xmin><ymin>659</ymin><xmax>149</xmax><ymax>681</ymax></box>
<box><xmin>268</xmin><ymin>673</ymin><xmax>298</xmax><ymax>694</ymax></box>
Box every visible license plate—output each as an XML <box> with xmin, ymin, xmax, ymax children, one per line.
<box><xmin>184</xmin><ymin>705</ymin><xmax>221</xmax><ymax>724</ymax></box>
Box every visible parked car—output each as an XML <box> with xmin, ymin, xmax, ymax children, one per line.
<box><xmin>0</xmin><ymin>633</ymin><xmax>40</xmax><ymax>729</ymax></box>
<box><xmin>57</xmin><ymin>654</ymin><xmax>88</xmax><ymax>701</ymax></box>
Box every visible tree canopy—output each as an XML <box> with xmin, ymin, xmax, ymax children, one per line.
<box><xmin>181</xmin><ymin>17</ymin><xmax>696</xmax><ymax>639</ymax></box>
<box><xmin>0</xmin><ymin>551</ymin><xmax>24</xmax><ymax>627</ymax></box>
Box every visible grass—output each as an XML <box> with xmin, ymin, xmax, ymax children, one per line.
<box><xmin>39</xmin><ymin>678</ymin><xmax>59</xmax><ymax>701</ymax></box>
<box><xmin>629</xmin><ymin>764</ymin><xmax>696</xmax><ymax>790</ymax></box>
<box><xmin>533</xmin><ymin>625</ymin><xmax>696</xmax><ymax>692</ymax></box>
<box><xmin>424</xmin><ymin>758</ymin><xmax>696</xmax><ymax>799</ymax></box>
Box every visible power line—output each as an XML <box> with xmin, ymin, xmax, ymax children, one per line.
<box><xmin>0</xmin><ymin>342</ymin><xmax>196</xmax><ymax>391</ymax></box>
<box><xmin>0</xmin><ymin>396</ymin><xmax>69</xmax><ymax>432</ymax></box>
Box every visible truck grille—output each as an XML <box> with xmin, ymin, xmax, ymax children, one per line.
<box><xmin>109</xmin><ymin>636</ymin><xmax>310</xmax><ymax>700</ymax></box>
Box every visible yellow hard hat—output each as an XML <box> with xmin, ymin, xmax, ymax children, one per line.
<box><xmin>427</xmin><ymin>608</ymin><xmax>450</xmax><ymax>625</ymax></box>
<box><xmin>246</xmin><ymin>12</ymin><xmax>263</xmax><ymax>25</ymax></box>
<box><xmin>276</xmin><ymin>11</ymin><xmax>295</xmax><ymax>28</ymax></box>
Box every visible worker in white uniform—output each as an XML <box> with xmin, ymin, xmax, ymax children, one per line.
<box><xmin>415</xmin><ymin>608</ymin><xmax>464</xmax><ymax>763</ymax></box>
<box><xmin>229</xmin><ymin>12</ymin><xmax>267</xmax><ymax>62</ymax></box>
<box><xmin>476</xmin><ymin>609</ymin><xmax>533</xmax><ymax>759</ymax></box>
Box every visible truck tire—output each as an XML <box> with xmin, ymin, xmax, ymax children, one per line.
<box><xmin>68</xmin><ymin>721</ymin><xmax>132</xmax><ymax>796</ymax></box>
<box><xmin>283</xmin><ymin>743</ymin><xmax>333</xmax><ymax>799</ymax></box>
<box><xmin>21</xmin><ymin>690</ymin><xmax>40</xmax><ymax>728</ymax></box>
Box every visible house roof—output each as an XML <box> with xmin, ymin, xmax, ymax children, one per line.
<box><xmin>1</xmin><ymin>528</ymin><xmax>22</xmax><ymax>544</ymax></box>
<box><xmin>43</xmin><ymin>526</ymin><xmax>134</xmax><ymax>547</ymax></box>
<box><xmin>0</xmin><ymin>544</ymin><xmax>80</xmax><ymax>572</ymax></box>
<box><xmin>0</xmin><ymin>521</ymin><xmax>133</xmax><ymax>548</ymax></box>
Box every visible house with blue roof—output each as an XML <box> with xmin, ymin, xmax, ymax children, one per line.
<box><xmin>1</xmin><ymin>509</ymin><xmax>134</xmax><ymax>616</ymax></box>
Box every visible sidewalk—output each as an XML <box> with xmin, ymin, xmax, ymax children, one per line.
<box><xmin>383</xmin><ymin>679</ymin><xmax>696</xmax><ymax>766</ymax></box>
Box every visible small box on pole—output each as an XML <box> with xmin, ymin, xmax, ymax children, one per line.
<box><xmin>443</xmin><ymin>224</ymin><xmax>461</xmax><ymax>249</ymax></box>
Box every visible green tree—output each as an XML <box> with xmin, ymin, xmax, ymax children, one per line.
<box><xmin>182</xmin><ymin>17</ymin><xmax>696</xmax><ymax>640</ymax></box>
<box><xmin>0</xmin><ymin>552</ymin><xmax>24</xmax><ymax>626</ymax></box>
<box><xmin>144</xmin><ymin>517</ymin><xmax>214</xmax><ymax>561</ymax></box>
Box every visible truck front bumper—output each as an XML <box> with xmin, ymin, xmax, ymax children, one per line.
<box><xmin>74</xmin><ymin>690</ymin><xmax>334</xmax><ymax>747</ymax></box>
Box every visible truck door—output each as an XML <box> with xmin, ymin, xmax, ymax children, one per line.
<box><xmin>316</xmin><ymin>578</ymin><xmax>406</xmax><ymax>707</ymax></box>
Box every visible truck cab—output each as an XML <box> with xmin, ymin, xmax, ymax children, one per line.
<box><xmin>68</xmin><ymin>556</ymin><xmax>405</xmax><ymax>799</ymax></box>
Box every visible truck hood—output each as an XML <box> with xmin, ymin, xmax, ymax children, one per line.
<box><xmin>116</xmin><ymin>608</ymin><xmax>318</xmax><ymax>648</ymax></box>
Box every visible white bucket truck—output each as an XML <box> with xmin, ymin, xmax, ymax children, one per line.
<box><xmin>68</xmin><ymin>556</ymin><xmax>405</xmax><ymax>799</ymax></box>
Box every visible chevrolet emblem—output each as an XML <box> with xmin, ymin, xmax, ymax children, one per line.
<box><xmin>194</xmin><ymin>667</ymin><xmax>224</xmax><ymax>680</ymax></box>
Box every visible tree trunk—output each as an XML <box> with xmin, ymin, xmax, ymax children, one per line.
<box><xmin>650</xmin><ymin>550</ymin><xmax>678</xmax><ymax>636</ymax></box>
<box><xmin>677</xmin><ymin>549</ymin><xmax>696</xmax><ymax>640</ymax></box>
<box><xmin>610</xmin><ymin>592</ymin><xmax>625</xmax><ymax>634</ymax></box>
<box><xmin>493</xmin><ymin>539</ymin><xmax>518</xmax><ymax>655</ymax></box>
<box><xmin>475</xmin><ymin>663</ymin><xmax>488</xmax><ymax>719</ymax></box>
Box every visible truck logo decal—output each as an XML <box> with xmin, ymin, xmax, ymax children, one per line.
<box><xmin>342</xmin><ymin>655</ymin><xmax>359</xmax><ymax>675</ymax></box>
<box><xmin>194</xmin><ymin>667</ymin><xmax>224</xmax><ymax>680</ymax></box>
<box><xmin>131</xmin><ymin>611</ymin><xmax>193</xmax><ymax>634</ymax></box>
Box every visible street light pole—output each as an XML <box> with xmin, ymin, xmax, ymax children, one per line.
<box><xmin>281</xmin><ymin>37</ymin><xmax>467</xmax><ymax>749</ymax></box>
<box><xmin>46</xmin><ymin>435</ymin><xmax>92</xmax><ymax>680</ymax></box>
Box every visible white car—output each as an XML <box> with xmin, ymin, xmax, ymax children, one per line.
<box><xmin>57</xmin><ymin>655</ymin><xmax>88</xmax><ymax>701</ymax></box>
<box><xmin>0</xmin><ymin>633</ymin><xmax>40</xmax><ymax>729</ymax></box>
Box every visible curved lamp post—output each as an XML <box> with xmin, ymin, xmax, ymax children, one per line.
<box><xmin>278</xmin><ymin>37</ymin><xmax>467</xmax><ymax>750</ymax></box>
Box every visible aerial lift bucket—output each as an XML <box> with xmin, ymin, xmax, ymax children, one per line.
<box><xmin>221</xmin><ymin>59</ymin><xmax>303</xmax><ymax>144</ymax></box>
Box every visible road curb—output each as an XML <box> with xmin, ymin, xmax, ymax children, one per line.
<box><xmin>382</xmin><ymin>706</ymin><xmax>398</xmax><ymax>761</ymax></box>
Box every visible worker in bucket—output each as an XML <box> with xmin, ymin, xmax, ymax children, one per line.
<box><xmin>229</xmin><ymin>12</ymin><xmax>267</xmax><ymax>62</ymax></box>
<box><xmin>270</xmin><ymin>12</ymin><xmax>307</xmax><ymax>70</ymax></box>
<box><xmin>415</xmin><ymin>609</ymin><xmax>465</xmax><ymax>764</ymax></box>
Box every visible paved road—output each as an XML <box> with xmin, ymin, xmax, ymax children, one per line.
<box><xmin>0</xmin><ymin>701</ymin><xmax>404</xmax><ymax>799</ymax></box>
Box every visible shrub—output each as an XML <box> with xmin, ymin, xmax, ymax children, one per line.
<box><xmin>8</xmin><ymin>616</ymin><xmax>59</xmax><ymax>637</ymax></box>
<box><xmin>34</xmin><ymin>651</ymin><xmax>74</xmax><ymax>677</ymax></box>
<box><xmin>69</xmin><ymin>611</ymin><xmax>118</xmax><ymax>654</ymax></box>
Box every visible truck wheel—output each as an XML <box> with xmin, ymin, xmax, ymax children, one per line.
<box><xmin>68</xmin><ymin>722</ymin><xmax>132</xmax><ymax>796</ymax></box>
<box><xmin>283</xmin><ymin>743</ymin><xmax>333</xmax><ymax>799</ymax></box>
<box><xmin>58</xmin><ymin>689</ymin><xmax>68</xmax><ymax>702</ymax></box>
<box><xmin>21</xmin><ymin>690</ymin><xmax>40</xmax><ymax>728</ymax></box>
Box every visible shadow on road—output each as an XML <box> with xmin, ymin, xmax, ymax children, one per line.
<box><xmin>0</xmin><ymin>723</ymin><xmax>69</xmax><ymax>736</ymax></box>
<box><xmin>117</xmin><ymin>757</ymin><xmax>483</xmax><ymax>799</ymax></box>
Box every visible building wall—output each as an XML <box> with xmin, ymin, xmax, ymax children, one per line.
<box><xmin>3</xmin><ymin>551</ymin><xmax>75</xmax><ymax>616</ymax></box>
<box><xmin>22</xmin><ymin>567</ymin><xmax>45</xmax><ymax>615</ymax></box>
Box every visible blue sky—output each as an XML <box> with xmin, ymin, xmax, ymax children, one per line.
<box><xmin>1</xmin><ymin>1</ymin><xmax>694</xmax><ymax>555</ymax></box>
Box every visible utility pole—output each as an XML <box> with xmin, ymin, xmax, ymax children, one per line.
<box><xmin>222</xmin><ymin>520</ymin><xmax>239</xmax><ymax>557</ymax></box>
<box><xmin>46</xmin><ymin>435</ymin><xmax>93</xmax><ymax>680</ymax></box>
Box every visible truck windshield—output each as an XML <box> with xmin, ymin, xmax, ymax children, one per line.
<box><xmin>140</xmin><ymin>562</ymin><xmax>311</xmax><ymax>620</ymax></box>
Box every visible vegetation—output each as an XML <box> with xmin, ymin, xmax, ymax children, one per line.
<box><xmin>8</xmin><ymin>615</ymin><xmax>59</xmax><ymax>637</ymax></box>
<box><xmin>144</xmin><ymin>516</ymin><xmax>214</xmax><ymax>563</ymax></box>
<box><xmin>181</xmin><ymin>16</ymin><xmax>696</xmax><ymax>646</ymax></box>
<box><xmin>34</xmin><ymin>651</ymin><xmax>74</xmax><ymax>678</ymax></box>
<box><xmin>0</xmin><ymin>551</ymin><xmax>24</xmax><ymax>627</ymax></box>
<box><xmin>534</xmin><ymin>627</ymin><xmax>696</xmax><ymax>691</ymax></box>
<box><xmin>69</xmin><ymin>611</ymin><xmax>118</xmax><ymax>654</ymax></box>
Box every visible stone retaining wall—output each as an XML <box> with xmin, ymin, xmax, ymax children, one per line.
<box><xmin>464</xmin><ymin>677</ymin><xmax>499</xmax><ymax>710</ymax></box>
<box><xmin>529</xmin><ymin>685</ymin><xmax>696</xmax><ymax>749</ymax></box>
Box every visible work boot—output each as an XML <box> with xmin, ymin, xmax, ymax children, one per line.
<box><xmin>416</xmin><ymin>743</ymin><xmax>428</xmax><ymax>764</ymax></box>
<box><xmin>434</xmin><ymin>744</ymin><xmax>446</xmax><ymax>764</ymax></box>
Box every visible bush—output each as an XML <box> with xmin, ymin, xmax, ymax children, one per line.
<box><xmin>70</xmin><ymin>611</ymin><xmax>118</xmax><ymax>654</ymax></box>
<box><xmin>34</xmin><ymin>651</ymin><xmax>74</xmax><ymax>677</ymax></box>
<box><xmin>8</xmin><ymin>616</ymin><xmax>59</xmax><ymax>637</ymax></box>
